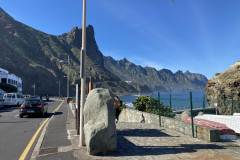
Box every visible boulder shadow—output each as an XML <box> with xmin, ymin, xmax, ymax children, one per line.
<box><xmin>96</xmin><ymin>128</ymin><xmax>225</xmax><ymax>157</ymax></box>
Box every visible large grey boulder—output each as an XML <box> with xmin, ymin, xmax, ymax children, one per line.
<box><xmin>84</xmin><ymin>88</ymin><xmax>117</xmax><ymax>155</ymax></box>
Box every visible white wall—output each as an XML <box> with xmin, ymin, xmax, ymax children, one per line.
<box><xmin>0</xmin><ymin>68</ymin><xmax>22</xmax><ymax>93</ymax></box>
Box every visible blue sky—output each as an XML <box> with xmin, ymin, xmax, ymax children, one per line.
<box><xmin>1</xmin><ymin>0</ymin><xmax>240</xmax><ymax>79</ymax></box>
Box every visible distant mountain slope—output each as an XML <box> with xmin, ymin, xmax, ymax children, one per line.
<box><xmin>104</xmin><ymin>56</ymin><xmax>208</xmax><ymax>92</ymax></box>
<box><xmin>0</xmin><ymin>8</ymin><xmax>136</xmax><ymax>95</ymax></box>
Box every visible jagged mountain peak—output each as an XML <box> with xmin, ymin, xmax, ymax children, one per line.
<box><xmin>175</xmin><ymin>70</ymin><xmax>183</xmax><ymax>75</ymax></box>
<box><xmin>185</xmin><ymin>70</ymin><xmax>191</xmax><ymax>74</ymax></box>
<box><xmin>159</xmin><ymin>68</ymin><xmax>173</xmax><ymax>74</ymax></box>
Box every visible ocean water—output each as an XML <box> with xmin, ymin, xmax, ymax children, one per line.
<box><xmin>120</xmin><ymin>92</ymin><xmax>207</xmax><ymax>111</ymax></box>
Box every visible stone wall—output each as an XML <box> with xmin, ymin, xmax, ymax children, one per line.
<box><xmin>119</xmin><ymin>108</ymin><xmax>221</xmax><ymax>142</ymax></box>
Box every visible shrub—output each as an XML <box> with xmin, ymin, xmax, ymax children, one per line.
<box><xmin>132</xmin><ymin>95</ymin><xmax>173</xmax><ymax>117</ymax></box>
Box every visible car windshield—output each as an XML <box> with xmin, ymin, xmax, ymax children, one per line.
<box><xmin>30</xmin><ymin>96</ymin><xmax>40</xmax><ymax>99</ymax></box>
<box><xmin>24</xmin><ymin>100</ymin><xmax>41</xmax><ymax>105</ymax></box>
<box><xmin>5</xmin><ymin>94</ymin><xmax>15</xmax><ymax>98</ymax></box>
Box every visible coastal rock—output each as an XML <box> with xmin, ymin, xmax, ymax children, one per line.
<box><xmin>205</xmin><ymin>60</ymin><xmax>240</xmax><ymax>115</ymax></box>
<box><xmin>181</xmin><ymin>110</ymin><xmax>191</xmax><ymax>121</ymax></box>
<box><xmin>84</xmin><ymin>88</ymin><xmax>117</xmax><ymax>155</ymax></box>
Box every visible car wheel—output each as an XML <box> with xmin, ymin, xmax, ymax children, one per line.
<box><xmin>19</xmin><ymin>115</ymin><xmax>23</xmax><ymax>118</ymax></box>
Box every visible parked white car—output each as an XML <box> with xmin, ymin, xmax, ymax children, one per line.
<box><xmin>3</xmin><ymin>93</ymin><xmax>24</xmax><ymax>106</ymax></box>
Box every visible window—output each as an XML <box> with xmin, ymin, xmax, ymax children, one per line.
<box><xmin>6</xmin><ymin>94</ymin><xmax>15</xmax><ymax>98</ymax></box>
<box><xmin>8</xmin><ymin>79</ymin><xmax>10</xmax><ymax>83</ymax></box>
<box><xmin>17</xmin><ymin>95</ymin><xmax>21</xmax><ymax>98</ymax></box>
<box><xmin>1</xmin><ymin>78</ymin><xmax>7</xmax><ymax>83</ymax></box>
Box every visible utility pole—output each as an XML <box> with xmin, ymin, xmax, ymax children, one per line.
<box><xmin>33</xmin><ymin>83</ymin><xmax>36</xmax><ymax>95</ymax></box>
<box><xmin>57</xmin><ymin>80</ymin><xmax>60</xmax><ymax>97</ymax></box>
<box><xmin>60</xmin><ymin>56</ymin><xmax>70</xmax><ymax>97</ymax></box>
<box><xmin>80</xmin><ymin>0</ymin><xmax>86</xmax><ymax>147</ymax></box>
<box><xmin>67</xmin><ymin>55</ymin><xmax>69</xmax><ymax>97</ymax></box>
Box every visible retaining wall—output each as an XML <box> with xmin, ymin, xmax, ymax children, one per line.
<box><xmin>119</xmin><ymin>108</ymin><xmax>221</xmax><ymax>142</ymax></box>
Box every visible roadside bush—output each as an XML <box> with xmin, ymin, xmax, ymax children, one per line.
<box><xmin>132</xmin><ymin>95</ymin><xmax>173</xmax><ymax>118</ymax></box>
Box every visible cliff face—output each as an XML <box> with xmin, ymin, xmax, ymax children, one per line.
<box><xmin>104</xmin><ymin>56</ymin><xmax>208</xmax><ymax>93</ymax></box>
<box><xmin>205</xmin><ymin>60</ymin><xmax>240</xmax><ymax>114</ymax></box>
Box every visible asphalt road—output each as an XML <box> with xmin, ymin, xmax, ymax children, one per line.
<box><xmin>0</xmin><ymin>99</ymin><xmax>61</xmax><ymax>160</ymax></box>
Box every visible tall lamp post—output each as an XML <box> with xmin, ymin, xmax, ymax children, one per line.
<box><xmin>33</xmin><ymin>83</ymin><xmax>36</xmax><ymax>95</ymax></box>
<box><xmin>56</xmin><ymin>80</ymin><xmax>60</xmax><ymax>97</ymax></box>
<box><xmin>60</xmin><ymin>55</ymin><xmax>70</xmax><ymax>97</ymax></box>
<box><xmin>80</xmin><ymin>0</ymin><xmax>86</xmax><ymax>147</ymax></box>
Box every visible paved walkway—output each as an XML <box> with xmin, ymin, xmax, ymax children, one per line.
<box><xmin>33</xmin><ymin>103</ymin><xmax>240</xmax><ymax>160</ymax></box>
<box><xmin>68</xmin><ymin>110</ymin><xmax>240</xmax><ymax>160</ymax></box>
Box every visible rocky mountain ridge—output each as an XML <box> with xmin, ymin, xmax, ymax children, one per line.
<box><xmin>104</xmin><ymin>56</ymin><xmax>208</xmax><ymax>93</ymax></box>
<box><xmin>0</xmin><ymin>8</ymin><xmax>208</xmax><ymax>95</ymax></box>
<box><xmin>0</xmin><ymin>8</ymin><xmax>137</xmax><ymax>95</ymax></box>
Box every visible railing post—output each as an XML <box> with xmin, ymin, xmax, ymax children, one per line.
<box><xmin>190</xmin><ymin>92</ymin><xmax>194</xmax><ymax>137</ymax></box>
<box><xmin>203</xmin><ymin>95</ymin><xmax>205</xmax><ymax>114</ymax></box>
<box><xmin>158</xmin><ymin>92</ymin><xmax>161</xmax><ymax>127</ymax></box>
<box><xmin>170</xmin><ymin>93</ymin><xmax>172</xmax><ymax>110</ymax></box>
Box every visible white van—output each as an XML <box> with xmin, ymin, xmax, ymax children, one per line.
<box><xmin>3</xmin><ymin>93</ymin><xmax>24</xmax><ymax>106</ymax></box>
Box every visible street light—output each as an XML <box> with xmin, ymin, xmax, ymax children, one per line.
<box><xmin>32</xmin><ymin>83</ymin><xmax>36</xmax><ymax>95</ymax></box>
<box><xmin>56</xmin><ymin>80</ymin><xmax>60</xmax><ymax>97</ymax></box>
<box><xmin>60</xmin><ymin>56</ymin><xmax>70</xmax><ymax>97</ymax></box>
<box><xmin>80</xmin><ymin>0</ymin><xmax>86</xmax><ymax>147</ymax></box>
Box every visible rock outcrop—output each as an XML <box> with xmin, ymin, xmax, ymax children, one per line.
<box><xmin>205</xmin><ymin>60</ymin><xmax>240</xmax><ymax>115</ymax></box>
<box><xmin>84</xmin><ymin>88</ymin><xmax>117</xmax><ymax>155</ymax></box>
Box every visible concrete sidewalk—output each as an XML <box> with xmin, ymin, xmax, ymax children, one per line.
<box><xmin>31</xmin><ymin>102</ymin><xmax>76</xmax><ymax>160</ymax></box>
<box><xmin>32</xmin><ymin>103</ymin><xmax>240</xmax><ymax>160</ymax></box>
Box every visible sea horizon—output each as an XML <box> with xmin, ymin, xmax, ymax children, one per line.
<box><xmin>120</xmin><ymin>92</ymin><xmax>207</xmax><ymax>111</ymax></box>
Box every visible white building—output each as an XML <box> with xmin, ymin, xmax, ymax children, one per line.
<box><xmin>0</xmin><ymin>68</ymin><xmax>22</xmax><ymax>93</ymax></box>
<box><xmin>125</xmin><ymin>81</ymin><xmax>132</xmax><ymax>84</ymax></box>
